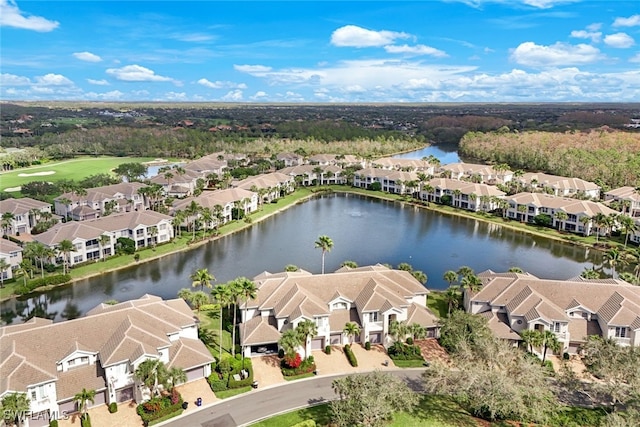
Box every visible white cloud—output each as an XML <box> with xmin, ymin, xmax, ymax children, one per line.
<box><xmin>164</xmin><ymin>92</ymin><xmax>188</xmax><ymax>101</ymax></box>
<box><xmin>34</xmin><ymin>74</ymin><xmax>73</xmax><ymax>86</ymax></box>
<box><xmin>197</xmin><ymin>78</ymin><xmax>246</xmax><ymax>89</ymax></box>
<box><xmin>0</xmin><ymin>0</ymin><xmax>59</xmax><ymax>32</ymax></box>
<box><xmin>105</xmin><ymin>65</ymin><xmax>175</xmax><ymax>83</ymax></box>
<box><xmin>452</xmin><ymin>0</ymin><xmax>577</xmax><ymax>9</ymax></box>
<box><xmin>172</xmin><ymin>32</ymin><xmax>216</xmax><ymax>42</ymax></box>
<box><xmin>221</xmin><ymin>90</ymin><xmax>243</xmax><ymax>101</ymax></box>
<box><xmin>73</xmin><ymin>52</ymin><xmax>102</xmax><ymax>62</ymax></box>
<box><xmin>570</xmin><ymin>30</ymin><xmax>601</xmax><ymax>43</ymax></box>
<box><xmin>331</xmin><ymin>25</ymin><xmax>410</xmax><ymax>48</ymax></box>
<box><xmin>630</xmin><ymin>53</ymin><xmax>640</xmax><ymax>63</ymax></box>
<box><xmin>510</xmin><ymin>41</ymin><xmax>604</xmax><ymax>66</ymax></box>
<box><xmin>604</xmin><ymin>33</ymin><xmax>635</xmax><ymax>48</ymax></box>
<box><xmin>84</xmin><ymin>90</ymin><xmax>124</xmax><ymax>100</ymax></box>
<box><xmin>87</xmin><ymin>79</ymin><xmax>109</xmax><ymax>86</ymax></box>
<box><xmin>384</xmin><ymin>44</ymin><xmax>448</xmax><ymax>57</ymax></box>
<box><xmin>613</xmin><ymin>15</ymin><xmax>640</xmax><ymax>27</ymax></box>
<box><xmin>233</xmin><ymin>64</ymin><xmax>272</xmax><ymax>73</ymax></box>
<box><xmin>0</xmin><ymin>73</ymin><xmax>31</xmax><ymax>86</ymax></box>
<box><xmin>250</xmin><ymin>91</ymin><xmax>268</xmax><ymax>100</ymax></box>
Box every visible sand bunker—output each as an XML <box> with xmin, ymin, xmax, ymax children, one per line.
<box><xmin>4</xmin><ymin>186</ymin><xmax>21</xmax><ymax>192</ymax></box>
<box><xmin>18</xmin><ymin>171</ymin><xmax>56</xmax><ymax>177</ymax></box>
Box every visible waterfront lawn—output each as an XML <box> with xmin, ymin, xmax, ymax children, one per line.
<box><xmin>196</xmin><ymin>309</ymin><xmax>233</xmax><ymax>359</ymax></box>
<box><xmin>0</xmin><ymin>156</ymin><xmax>155</xmax><ymax>193</ymax></box>
<box><xmin>426</xmin><ymin>291</ymin><xmax>449</xmax><ymax>319</ymax></box>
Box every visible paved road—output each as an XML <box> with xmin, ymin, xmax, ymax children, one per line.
<box><xmin>162</xmin><ymin>369</ymin><xmax>426</xmax><ymax>427</ymax></box>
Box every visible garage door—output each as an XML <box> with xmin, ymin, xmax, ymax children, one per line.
<box><xmin>311</xmin><ymin>338</ymin><xmax>324</xmax><ymax>350</ymax></box>
<box><xmin>186</xmin><ymin>366</ymin><xmax>204</xmax><ymax>382</ymax></box>
<box><xmin>59</xmin><ymin>399</ymin><xmax>77</xmax><ymax>416</ymax></box>
<box><xmin>330</xmin><ymin>334</ymin><xmax>342</xmax><ymax>345</ymax></box>
<box><xmin>116</xmin><ymin>387</ymin><xmax>134</xmax><ymax>403</ymax></box>
<box><xmin>92</xmin><ymin>390</ymin><xmax>106</xmax><ymax>407</ymax></box>
<box><xmin>30</xmin><ymin>411</ymin><xmax>50</xmax><ymax>427</ymax></box>
<box><xmin>369</xmin><ymin>333</ymin><xmax>382</xmax><ymax>343</ymax></box>
<box><xmin>568</xmin><ymin>343</ymin><xmax>581</xmax><ymax>354</ymax></box>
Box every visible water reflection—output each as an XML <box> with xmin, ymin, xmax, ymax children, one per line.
<box><xmin>393</xmin><ymin>143</ymin><xmax>460</xmax><ymax>163</ymax></box>
<box><xmin>0</xmin><ymin>194</ymin><xmax>603</xmax><ymax>323</ymax></box>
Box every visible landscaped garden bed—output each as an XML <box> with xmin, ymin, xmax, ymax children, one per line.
<box><xmin>207</xmin><ymin>355</ymin><xmax>254</xmax><ymax>395</ymax></box>
<box><xmin>387</xmin><ymin>339</ymin><xmax>425</xmax><ymax>368</ymax></box>
<box><xmin>136</xmin><ymin>388</ymin><xmax>183</xmax><ymax>426</ymax></box>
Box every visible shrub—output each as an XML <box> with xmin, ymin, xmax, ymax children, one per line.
<box><xmin>207</xmin><ymin>373</ymin><xmax>228</xmax><ymax>392</ymax></box>
<box><xmin>365</xmin><ymin>341</ymin><xmax>371</xmax><ymax>351</ymax></box>
<box><xmin>563</xmin><ymin>352</ymin><xmax>570</xmax><ymax>360</ymax></box>
<box><xmin>281</xmin><ymin>357</ymin><xmax>316</xmax><ymax>377</ymax></box>
<box><xmin>170</xmin><ymin>388</ymin><xmax>180</xmax><ymax>405</ymax></box>
<box><xmin>15</xmin><ymin>274</ymin><xmax>72</xmax><ymax>295</ymax></box>
<box><xmin>406</xmin><ymin>337</ymin><xmax>414</xmax><ymax>345</ymax></box>
<box><xmin>108</xmin><ymin>402</ymin><xmax>118</xmax><ymax>413</ymax></box>
<box><xmin>136</xmin><ymin>396</ymin><xmax>183</xmax><ymax>426</ymax></box>
<box><xmin>292</xmin><ymin>421</ymin><xmax>316</xmax><ymax>427</ymax></box>
<box><xmin>278</xmin><ymin>348</ymin><xmax>285</xmax><ymax>358</ymax></box>
<box><xmin>80</xmin><ymin>414</ymin><xmax>91</xmax><ymax>427</ymax></box>
<box><xmin>325</xmin><ymin>345</ymin><xmax>331</xmax><ymax>354</ymax></box>
<box><xmin>49</xmin><ymin>421</ymin><xmax>59</xmax><ymax>427</ymax></box>
<box><xmin>284</xmin><ymin>353</ymin><xmax>302</xmax><ymax>369</ymax></box>
<box><xmin>234</xmin><ymin>346</ymin><xmax>242</xmax><ymax>357</ymax></box>
<box><xmin>344</xmin><ymin>344</ymin><xmax>358</xmax><ymax>367</ymax></box>
<box><xmin>387</xmin><ymin>342</ymin><xmax>424</xmax><ymax>361</ymax></box>
<box><xmin>228</xmin><ymin>366</ymin><xmax>254</xmax><ymax>389</ymax></box>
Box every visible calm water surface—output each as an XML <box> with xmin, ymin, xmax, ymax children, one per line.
<box><xmin>0</xmin><ymin>194</ymin><xmax>603</xmax><ymax>323</ymax></box>
<box><xmin>394</xmin><ymin>144</ymin><xmax>460</xmax><ymax>163</ymax></box>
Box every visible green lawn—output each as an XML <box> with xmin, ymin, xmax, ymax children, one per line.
<box><xmin>427</xmin><ymin>291</ymin><xmax>449</xmax><ymax>319</ymax></box>
<box><xmin>0</xmin><ymin>156</ymin><xmax>155</xmax><ymax>192</ymax></box>
<box><xmin>391</xmin><ymin>359</ymin><xmax>427</xmax><ymax>368</ymax></box>
<box><xmin>196</xmin><ymin>309</ymin><xmax>233</xmax><ymax>360</ymax></box>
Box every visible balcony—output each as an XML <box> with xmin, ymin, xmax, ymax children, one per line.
<box><xmin>613</xmin><ymin>337</ymin><xmax>631</xmax><ymax>346</ymax></box>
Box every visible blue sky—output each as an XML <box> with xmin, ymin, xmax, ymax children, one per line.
<box><xmin>1</xmin><ymin>0</ymin><xmax>639</xmax><ymax>102</ymax></box>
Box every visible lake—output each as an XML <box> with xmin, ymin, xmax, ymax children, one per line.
<box><xmin>0</xmin><ymin>194</ymin><xmax>603</xmax><ymax>323</ymax></box>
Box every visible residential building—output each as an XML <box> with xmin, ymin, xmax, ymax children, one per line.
<box><xmin>505</xmin><ymin>192</ymin><xmax>618</xmax><ymax>235</ymax></box>
<box><xmin>604</xmin><ymin>186</ymin><xmax>640</xmax><ymax>218</ymax></box>
<box><xmin>515</xmin><ymin>172</ymin><xmax>600</xmax><ymax>199</ymax></box>
<box><xmin>53</xmin><ymin>182</ymin><xmax>149</xmax><ymax>220</ymax></box>
<box><xmin>33</xmin><ymin>211</ymin><xmax>173</xmax><ymax>266</ymax></box>
<box><xmin>0</xmin><ymin>239</ymin><xmax>22</xmax><ymax>281</ymax></box>
<box><xmin>276</xmin><ymin>152</ymin><xmax>305</xmax><ymax>167</ymax></box>
<box><xmin>239</xmin><ymin>265</ymin><xmax>439</xmax><ymax>358</ymax></box>
<box><xmin>308</xmin><ymin>154</ymin><xmax>365</xmax><ymax>168</ymax></box>
<box><xmin>173</xmin><ymin>188</ymin><xmax>258</xmax><ymax>226</ymax></box>
<box><xmin>0</xmin><ymin>198</ymin><xmax>56</xmax><ymax>235</ymax></box>
<box><xmin>371</xmin><ymin>157</ymin><xmax>436</xmax><ymax>174</ymax></box>
<box><xmin>353</xmin><ymin>168</ymin><xmax>419</xmax><ymax>195</ymax></box>
<box><xmin>0</xmin><ymin>295</ymin><xmax>214</xmax><ymax>427</ymax></box>
<box><xmin>232</xmin><ymin>172</ymin><xmax>295</xmax><ymax>202</ymax></box>
<box><xmin>149</xmin><ymin>169</ymin><xmax>201</xmax><ymax>197</ymax></box>
<box><xmin>467</xmin><ymin>271</ymin><xmax>640</xmax><ymax>354</ymax></box>
<box><xmin>440</xmin><ymin>162</ymin><xmax>513</xmax><ymax>184</ymax></box>
<box><xmin>631</xmin><ymin>218</ymin><xmax>640</xmax><ymax>245</ymax></box>
<box><xmin>278</xmin><ymin>164</ymin><xmax>345</xmax><ymax>186</ymax></box>
<box><xmin>183</xmin><ymin>153</ymin><xmax>228</xmax><ymax>176</ymax></box>
<box><xmin>419</xmin><ymin>178</ymin><xmax>506</xmax><ymax>212</ymax></box>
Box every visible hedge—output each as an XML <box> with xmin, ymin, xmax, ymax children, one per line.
<box><xmin>387</xmin><ymin>342</ymin><xmax>424</xmax><ymax>361</ymax></box>
<box><xmin>146</xmin><ymin>408</ymin><xmax>183</xmax><ymax>426</ymax></box>
<box><xmin>136</xmin><ymin>396</ymin><xmax>183</xmax><ymax>426</ymax></box>
<box><xmin>208</xmin><ymin>358</ymin><xmax>254</xmax><ymax>392</ymax></box>
<box><xmin>344</xmin><ymin>344</ymin><xmax>358</xmax><ymax>367</ymax></box>
<box><xmin>15</xmin><ymin>274</ymin><xmax>71</xmax><ymax>295</ymax></box>
<box><xmin>108</xmin><ymin>402</ymin><xmax>118</xmax><ymax>413</ymax></box>
<box><xmin>292</xmin><ymin>421</ymin><xmax>316</xmax><ymax>427</ymax></box>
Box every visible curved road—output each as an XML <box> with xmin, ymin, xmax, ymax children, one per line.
<box><xmin>161</xmin><ymin>369</ymin><xmax>426</xmax><ymax>427</ymax></box>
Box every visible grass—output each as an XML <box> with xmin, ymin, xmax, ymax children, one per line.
<box><xmin>196</xmin><ymin>309</ymin><xmax>233</xmax><ymax>360</ymax></box>
<box><xmin>215</xmin><ymin>386</ymin><xmax>252</xmax><ymax>399</ymax></box>
<box><xmin>283</xmin><ymin>372</ymin><xmax>316</xmax><ymax>381</ymax></box>
<box><xmin>427</xmin><ymin>291</ymin><xmax>449</xmax><ymax>319</ymax></box>
<box><xmin>391</xmin><ymin>359</ymin><xmax>427</xmax><ymax>368</ymax></box>
<box><xmin>249</xmin><ymin>395</ymin><xmax>481</xmax><ymax>427</ymax></box>
<box><xmin>0</xmin><ymin>156</ymin><xmax>155</xmax><ymax>192</ymax></box>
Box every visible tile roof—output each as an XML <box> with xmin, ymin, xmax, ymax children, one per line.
<box><xmin>0</xmin><ymin>197</ymin><xmax>51</xmax><ymax>215</ymax></box>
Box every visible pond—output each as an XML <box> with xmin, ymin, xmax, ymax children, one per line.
<box><xmin>0</xmin><ymin>194</ymin><xmax>603</xmax><ymax>324</ymax></box>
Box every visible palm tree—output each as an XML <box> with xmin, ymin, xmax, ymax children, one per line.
<box><xmin>579</xmin><ymin>215</ymin><xmax>592</xmax><ymax>236</ymax></box>
<box><xmin>134</xmin><ymin>359</ymin><xmax>168</xmax><ymax>398</ymax></box>
<box><xmin>99</xmin><ymin>234</ymin><xmax>111</xmax><ymax>261</ymax></box>
<box><xmin>389</xmin><ymin>320</ymin><xmax>409</xmax><ymax>343</ymax></box>
<box><xmin>409</xmin><ymin>323</ymin><xmax>426</xmax><ymax>340</ymax></box>
<box><xmin>177</xmin><ymin>288</ymin><xmax>193</xmax><ymax>303</ymax></box>
<box><xmin>443</xmin><ymin>270</ymin><xmax>458</xmax><ymax>287</ymax></box>
<box><xmin>456</xmin><ymin>266</ymin><xmax>474</xmax><ymax>280</ymax></box>
<box><xmin>580</xmin><ymin>267</ymin><xmax>600</xmax><ymax>280</ymax></box>
<box><xmin>296</xmin><ymin>319</ymin><xmax>318</xmax><ymax>359</ymax></box>
<box><xmin>411</xmin><ymin>270</ymin><xmax>428</xmax><ymax>284</ymax></box>
<box><xmin>191</xmin><ymin>268</ymin><xmax>215</xmax><ymax>291</ymax></box>
<box><xmin>57</xmin><ymin>239</ymin><xmax>74</xmax><ymax>274</ymax></box>
<box><xmin>340</xmin><ymin>260</ymin><xmax>358</xmax><ymax>269</ymax></box>
<box><xmin>519</xmin><ymin>329</ymin><xmax>538</xmax><ymax>353</ymax></box>
<box><xmin>278</xmin><ymin>328</ymin><xmax>302</xmax><ymax>358</ymax></box>
<box><xmin>227</xmin><ymin>279</ymin><xmax>241</xmax><ymax>356</ymax></box>
<box><xmin>166</xmin><ymin>367</ymin><xmax>186</xmax><ymax>391</ymax></box>
<box><xmin>618</xmin><ymin>214</ymin><xmax>638</xmax><ymax>247</ymax></box>
<box><xmin>1</xmin><ymin>212</ymin><xmax>15</xmax><ymax>235</ymax></box>
<box><xmin>605</xmin><ymin>248</ymin><xmax>625</xmax><ymax>279</ymax></box>
<box><xmin>618</xmin><ymin>272</ymin><xmax>637</xmax><ymax>285</ymax></box>
<box><xmin>443</xmin><ymin>285</ymin><xmax>461</xmax><ymax>316</ymax></box>
<box><xmin>211</xmin><ymin>284</ymin><xmax>232</xmax><ymax>361</ymax></box>
<box><xmin>312</xmin><ymin>166</ymin><xmax>323</xmax><ymax>186</ymax></box>
<box><xmin>73</xmin><ymin>388</ymin><xmax>96</xmax><ymax>420</ymax></box>
<box><xmin>14</xmin><ymin>259</ymin><xmax>31</xmax><ymax>286</ymax></box>
<box><xmin>314</xmin><ymin>235</ymin><xmax>334</xmax><ymax>274</ymax></box>
<box><xmin>461</xmin><ymin>274</ymin><xmax>483</xmax><ymax>294</ymax></box>
<box><xmin>554</xmin><ymin>210</ymin><xmax>568</xmax><ymax>231</ymax></box>
<box><xmin>236</xmin><ymin>277</ymin><xmax>258</xmax><ymax>363</ymax></box>
<box><xmin>24</xmin><ymin>241</ymin><xmax>48</xmax><ymax>279</ymax></box>
<box><xmin>148</xmin><ymin>225</ymin><xmax>158</xmax><ymax>249</ymax></box>
<box><xmin>190</xmin><ymin>291</ymin><xmax>210</xmax><ymax>312</ymax></box>
<box><xmin>0</xmin><ymin>258</ymin><xmax>9</xmax><ymax>288</ymax></box>
<box><xmin>540</xmin><ymin>330</ymin><xmax>561</xmax><ymax>365</ymax></box>
<box><xmin>343</xmin><ymin>322</ymin><xmax>361</xmax><ymax>345</ymax></box>
<box><xmin>1</xmin><ymin>392</ymin><xmax>30</xmax><ymax>427</ymax></box>
<box><xmin>508</xmin><ymin>266</ymin><xmax>524</xmax><ymax>273</ymax></box>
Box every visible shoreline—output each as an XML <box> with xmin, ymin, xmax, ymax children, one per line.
<box><xmin>0</xmin><ymin>186</ymin><xmax>614</xmax><ymax>303</ymax></box>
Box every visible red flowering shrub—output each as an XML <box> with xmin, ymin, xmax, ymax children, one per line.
<box><xmin>170</xmin><ymin>388</ymin><xmax>181</xmax><ymax>405</ymax></box>
<box><xmin>142</xmin><ymin>400</ymin><xmax>161</xmax><ymax>413</ymax></box>
<box><xmin>283</xmin><ymin>353</ymin><xmax>302</xmax><ymax>369</ymax></box>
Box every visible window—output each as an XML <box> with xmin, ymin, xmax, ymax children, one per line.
<box><xmin>333</xmin><ymin>302</ymin><xmax>347</xmax><ymax>310</ymax></box>
<box><xmin>315</xmin><ymin>317</ymin><xmax>326</xmax><ymax>328</ymax></box>
<box><xmin>553</xmin><ymin>322</ymin><xmax>561</xmax><ymax>333</ymax></box>
<box><xmin>615</xmin><ymin>327</ymin><xmax>627</xmax><ymax>338</ymax></box>
<box><xmin>369</xmin><ymin>312</ymin><xmax>379</xmax><ymax>322</ymax></box>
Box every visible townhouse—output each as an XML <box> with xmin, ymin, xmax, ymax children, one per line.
<box><xmin>419</xmin><ymin>178</ymin><xmax>506</xmax><ymax>212</ymax></box>
<box><xmin>371</xmin><ymin>157</ymin><xmax>436</xmax><ymax>174</ymax></box>
<box><xmin>353</xmin><ymin>168</ymin><xmax>419</xmax><ymax>195</ymax></box>
<box><xmin>33</xmin><ymin>211</ymin><xmax>173</xmax><ymax>266</ymax></box>
<box><xmin>149</xmin><ymin>169</ymin><xmax>201</xmax><ymax>197</ymax></box>
<box><xmin>239</xmin><ymin>265</ymin><xmax>439</xmax><ymax>358</ymax></box>
<box><xmin>440</xmin><ymin>162</ymin><xmax>513</xmax><ymax>184</ymax></box>
<box><xmin>232</xmin><ymin>172</ymin><xmax>295</xmax><ymax>202</ymax></box>
<box><xmin>515</xmin><ymin>172</ymin><xmax>600</xmax><ymax>199</ymax></box>
<box><xmin>276</xmin><ymin>152</ymin><xmax>305</xmax><ymax>167</ymax></box>
<box><xmin>53</xmin><ymin>182</ymin><xmax>149</xmax><ymax>221</ymax></box>
<box><xmin>0</xmin><ymin>295</ymin><xmax>213</xmax><ymax>427</ymax></box>
<box><xmin>0</xmin><ymin>198</ymin><xmax>56</xmax><ymax>235</ymax></box>
<box><xmin>604</xmin><ymin>186</ymin><xmax>640</xmax><ymax>218</ymax></box>
<box><xmin>172</xmin><ymin>188</ymin><xmax>258</xmax><ymax>226</ymax></box>
<box><xmin>0</xmin><ymin>239</ymin><xmax>23</xmax><ymax>281</ymax></box>
<box><xmin>278</xmin><ymin>164</ymin><xmax>345</xmax><ymax>186</ymax></box>
<box><xmin>505</xmin><ymin>192</ymin><xmax>618</xmax><ymax>235</ymax></box>
<box><xmin>467</xmin><ymin>271</ymin><xmax>640</xmax><ymax>354</ymax></box>
<box><xmin>182</xmin><ymin>153</ymin><xmax>228</xmax><ymax>176</ymax></box>
<box><xmin>308</xmin><ymin>154</ymin><xmax>365</xmax><ymax>168</ymax></box>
